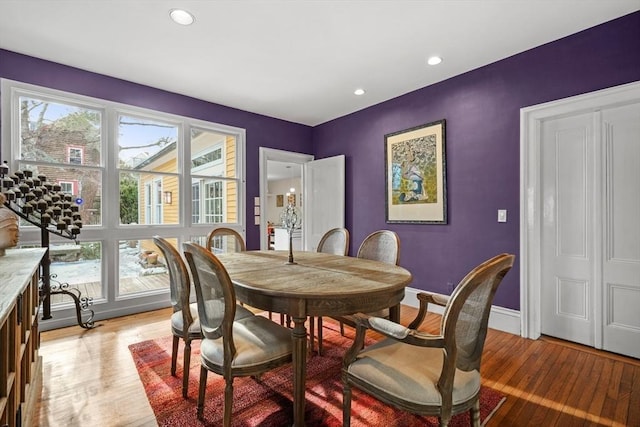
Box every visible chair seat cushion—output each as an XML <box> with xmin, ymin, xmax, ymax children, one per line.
<box><xmin>200</xmin><ymin>315</ymin><xmax>292</xmax><ymax>370</ymax></box>
<box><xmin>346</xmin><ymin>339</ymin><xmax>480</xmax><ymax>407</ymax></box>
<box><xmin>171</xmin><ymin>303</ymin><xmax>202</xmax><ymax>337</ymax></box>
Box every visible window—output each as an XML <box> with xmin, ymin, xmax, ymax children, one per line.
<box><xmin>68</xmin><ymin>147</ymin><xmax>83</xmax><ymax>164</ymax></box>
<box><xmin>192</xmin><ymin>183</ymin><xmax>200</xmax><ymax>223</ymax></box>
<box><xmin>2</xmin><ymin>80</ymin><xmax>245</xmax><ymax>324</ymax></box>
<box><xmin>58</xmin><ymin>180</ymin><xmax>76</xmax><ymax>195</ymax></box>
<box><xmin>204</xmin><ymin>180</ymin><xmax>224</xmax><ymax>223</ymax></box>
<box><xmin>192</xmin><ymin>147</ymin><xmax>222</xmax><ymax>169</ymax></box>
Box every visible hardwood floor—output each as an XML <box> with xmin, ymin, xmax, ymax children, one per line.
<box><xmin>37</xmin><ymin>306</ymin><xmax>640</xmax><ymax>426</ymax></box>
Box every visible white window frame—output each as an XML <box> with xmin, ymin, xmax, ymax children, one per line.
<box><xmin>1</xmin><ymin>78</ymin><xmax>246</xmax><ymax>330</ymax></box>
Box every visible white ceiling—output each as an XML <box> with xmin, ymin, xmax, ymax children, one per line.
<box><xmin>1</xmin><ymin>1</ymin><xmax>638</xmax><ymax>126</ymax></box>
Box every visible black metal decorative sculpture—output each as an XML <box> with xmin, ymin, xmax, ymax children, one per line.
<box><xmin>0</xmin><ymin>161</ymin><xmax>95</xmax><ymax>328</ymax></box>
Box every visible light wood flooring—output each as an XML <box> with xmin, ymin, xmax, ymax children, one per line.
<box><xmin>37</xmin><ymin>306</ymin><xmax>640</xmax><ymax>426</ymax></box>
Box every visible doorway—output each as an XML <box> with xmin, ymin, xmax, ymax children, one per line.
<box><xmin>521</xmin><ymin>81</ymin><xmax>640</xmax><ymax>358</ymax></box>
<box><xmin>259</xmin><ymin>148</ymin><xmax>314</xmax><ymax>250</ymax></box>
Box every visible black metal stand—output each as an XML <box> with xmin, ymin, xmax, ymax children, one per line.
<box><xmin>1</xmin><ymin>165</ymin><xmax>93</xmax><ymax>329</ymax></box>
<box><xmin>39</xmin><ymin>227</ymin><xmax>95</xmax><ymax>329</ymax></box>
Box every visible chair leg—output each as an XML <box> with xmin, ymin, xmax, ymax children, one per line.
<box><xmin>308</xmin><ymin>317</ymin><xmax>315</xmax><ymax>354</ymax></box>
<box><xmin>317</xmin><ymin>317</ymin><xmax>323</xmax><ymax>355</ymax></box>
<box><xmin>197</xmin><ymin>366</ymin><xmax>208</xmax><ymax>420</ymax></box>
<box><xmin>343</xmin><ymin>382</ymin><xmax>352</xmax><ymax>427</ymax></box>
<box><xmin>223</xmin><ymin>377</ymin><xmax>234</xmax><ymax>427</ymax></box>
<box><xmin>182</xmin><ymin>339</ymin><xmax>191</xmax><ymax>399</ymax></box>
<box><xmin>470</xmin><ymin>397</ymin><xmax>480</xmax><ymax>427</ymax></box>
<box><xmin>171</xmin><ymin>335</ymin><xmax>179</xmax><ymax>376</ymax></box>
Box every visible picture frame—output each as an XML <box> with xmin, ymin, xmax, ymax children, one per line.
<box><xmin>276</xmin><ymin>194</ymin><xmax>284</xmax><ymax>207</ymax></box>
<box><xmin>385</xmin><ymin>119</ymin><xmax>447</xmax><ymax>224</ymax></box>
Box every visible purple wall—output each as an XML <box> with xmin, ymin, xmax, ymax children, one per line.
<box><xmin>1</xmin><ymin>12</ymin><xmax>639</xmax><ymax>311</ymax></box>
<box><xmin>0</xmin><ymin>49</ymin><xmax>313</xmax><ymax>247</ymax></box>
<box><xmin>312</xmin><ymin>11</ymin><xmax>640</xmax><ymax>310</ymax></box>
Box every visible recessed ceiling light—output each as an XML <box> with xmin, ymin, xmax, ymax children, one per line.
<box><xmin>354</xmin><ymin>88</ymin><xmax>365</xmax><ymax>96</ymax></box>
<box><xmin>427</xmin><ymin>56</ymin><xmax>443</xmax><ymax>66</ymax></box>
<box><xmin>169</xmin><ymin>9</ymin><xmax>195</xmax><ymax>25</ymax></box>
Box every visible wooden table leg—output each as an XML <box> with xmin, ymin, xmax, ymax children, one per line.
<box><xmin>291</xmin><ymin>316</ymin><xmax>307</xmax><ymax>427</ymax></box>
<box><xmin>389</xmin><ymin>303</ymin><xmax>401</xmax><ymax>323</ymax></box>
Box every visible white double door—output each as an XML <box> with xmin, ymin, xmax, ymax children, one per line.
<box><xmin>540</xmin><ymin>100</ymin><xmax>640</xmax><ymax>358</ymax></box>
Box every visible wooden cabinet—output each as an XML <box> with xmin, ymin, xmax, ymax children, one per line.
<box><xmin>0</xmin><ymin>248</ymin><xmax>45</xmax><ymax>427</ymax></box>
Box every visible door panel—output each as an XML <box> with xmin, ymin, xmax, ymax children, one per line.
<box><xmin>541</xmin><ymin>113</ymin><xmax>594</xmax><ymax>346</ymax></box>
<box><xmin>602</xmin><ymin>103</ymin><xmax>640</xmax><ymax>358</ymax></box>
<box><xmin>303</xmin><ymin>155</ymin><xmax>345</xmax><ymax>251</ymax></box>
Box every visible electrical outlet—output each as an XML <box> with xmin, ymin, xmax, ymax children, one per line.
<box><xmin>498</xmin><ymin>209</ymin><xmax>507</xmax><ymax>223</ymax></box>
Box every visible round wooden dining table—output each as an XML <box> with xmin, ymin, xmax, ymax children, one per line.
<box><xmin>214</xmin><ymin>250</ymin><xmax>413</xmax><ymax>427</ymax></box>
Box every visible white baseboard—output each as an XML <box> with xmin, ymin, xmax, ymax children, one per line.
<box><xmin>402</xmin><ymin>287</ymin><xmax>521</xmax><ymax>336</ymax></box>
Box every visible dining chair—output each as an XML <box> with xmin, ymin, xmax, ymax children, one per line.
<box><xmin>206</xmin><ymin>227</ymin><xmax>246</xmax><ymax>254</ymax></box>
<box><xmin>311</xmin><ymin>227</ymin><xmax>350</xmax><ymax>355</ymax></box>
<box><xmin>334</xmin><ymin>229</ymin><xmax>400</xmax><ymax>335</ymax></box>
<box><xmin>153</xmin><ymin>236</ymin><xmax>202</xmax><ymax>399</ymax></box>
<box><xmin>182</xmin><ymin>242</ymin><xmax>293</xmax><ymax>426</ymax></box>
<box><xmin>342</xmin><ymin>253</ymin><xmax>515</xmax><ymax>427</ymax></box>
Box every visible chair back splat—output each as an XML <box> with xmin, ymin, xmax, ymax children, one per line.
<box><xmin>356</xmin><ymin>229</ymin><xmax>400</xmax><ymax>265</ymax></box>
<box><xmin>317</xmin><ymin>227</ymin><xmax>350</xmax><ymax>256</ymax></box>
<box><xmin>206</xmin><ymin>227</ymin><xmax>246</xmax><ymax>254</ymax></box>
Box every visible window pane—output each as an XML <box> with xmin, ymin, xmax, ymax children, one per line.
<box><xmin>119</xmin><ymin>115</ymin><xmax>178</xmax><ymax>172</ymax></box>
<box><xmin>49</xmin><ymin>241</ymin><xmax>103</xmax><ymax>305</ymax></box>
<box><xmin>19</xmin><ymin>96</ymin><xmax>101</xmax><ymax>166</ymax></box>
<box><xmin>118</xmin><ymin>239</ymin><xmax>170</xmax><ymax>296</ymax></box>
<box><xmin>119</xmin><ymin>172</ymin><xmax>178</xmax><ymax>225</ymax></box>
<box><xmin>190</xmin><ymin>128</ymin><xmax>236</xmax><ymax>178</ymax></box>
<box><xmin>191</xmin><ymin>178</ymin><xmax>237</xmax><ymax>224</ymax></box>
<box><xmin>19</xmin><ymin>163</ymin><xmax>102</xmax><ymax>226</ymax></box>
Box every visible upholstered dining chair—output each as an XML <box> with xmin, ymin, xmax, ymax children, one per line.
<box><xmin>206</xmin><ymin>227</ymin><xmax>246</xmax><ymax>254</ymax></box>
<box><xmin>342</xmin><ymin>253</ymin><xmax>515</xmax><ymax>427</ymax></box>
<box><xmin>182</xmin><ymin>242</ymin><xmax>293</xmax><ymax>426</ymax></box>
<box><xmin>334</xmin><ymin>229</ymin><xmax>400</xmax><ymax>335</ymax></box>
<box><xmin>311</xmin><ymin>227</ymin><xmax>350</xmax><ymax>355</ymax></box>
<box><xmin>152</xmin><ymin>236</ymin><xmax>202</xmax><ymax>399</ymax></box>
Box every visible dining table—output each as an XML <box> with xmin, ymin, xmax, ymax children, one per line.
<box><xmin>215</xmin><ymin>249</ymin><xmax>413</xmax><ymax>427</ymax></box>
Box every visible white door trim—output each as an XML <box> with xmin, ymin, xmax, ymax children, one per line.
<box><xmin>520</xmin><ymin>80</ymin><xmax>640</xmax><ymax>340</ymax></box>
<box><xmin>259</xmin><ymin>148</ymin><xmax>314</xmax><ymax>250</ymax></box>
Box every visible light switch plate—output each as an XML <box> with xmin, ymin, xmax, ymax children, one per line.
<box><xmin>498</xmin><ymin>209</ymin><xmax>507</xmax><ymax>223</ymax></box>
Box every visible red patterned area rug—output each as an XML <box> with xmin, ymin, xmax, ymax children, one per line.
<box><xmin>129</xmin><ymin>323</ymin><xmax>505</xmax><ymax>427</ymax></box>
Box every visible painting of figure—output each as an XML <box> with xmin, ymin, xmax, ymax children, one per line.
<box><xmin>385</xmin><ymin>119</ymin><xmax>446</xmax><ymax>224</ymax></box>
<box><xmin>390</xmin><ymin>135</ymin><xmax>437</xmax><ymax>205</ymax></box>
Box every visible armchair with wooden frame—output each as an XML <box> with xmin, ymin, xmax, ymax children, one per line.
<box><xmin>342</xmin><ymin>253</ymin><xmax>515</xmax><ymax>426</ymax></box>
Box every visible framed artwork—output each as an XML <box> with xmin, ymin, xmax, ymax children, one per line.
<box><xmin>385</xmin><ymin>119</ymin><xmax>447</xmax><ymax>224</ymax></box>
<box><xmin>276</xmin><ymin>194</ymin><xmax>284</xmax><ymax>207</ymax></box>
